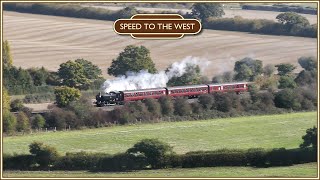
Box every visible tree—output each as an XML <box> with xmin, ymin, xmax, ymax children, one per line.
<box><xmin>16</xmin><ymin>111</ymin><xmax>31</xmax><ymax>133</ymax></box>
<box><xmin>275</xmin><ymin>63</ymin><xmax>296</xmax><ymax>76</ymax></box>
<box><xmin>295</xmin><ymin>70</ymin><xmax>316</xmax><ymax>86</ymax></box>
<box><xmin>234</xmin><ymin>57</ymin><xmax>263</xmax><ymax>81</ymax></box>
<box><xmin>29</xmin><ymin>141</ymin><xmax>59</xmax><ymax>169</ymax></box>
<box><xmin>276</xmin><ymin>12</ymin><xmax>310</xmax><ymax>28</ymax></box>
<box><xmin>127</xmin><ymin>139</ymin><xmax>174</xmax><ymax>169</ymax></box>
<box><xmin>117</xmin><ymin>6</ymin><xmax>138</xmax><ymax>18</ymax></box>
<box><xmin>58</xmin><ymin>60</ymin><xmax>89</xmax><ymax>89</ymax></box>
<box><xmin>75</xmin><ymin>58</ymin><xmax>102</xmax><ymax>80</ymax></box>
<box><xmin>2</xmin><ymin>87</ymin><xmax>11</xmax><ymax>112</ymax></box>
<box><xmin>54</xmin><ymin>86</ymin><xmax>81</xmax><ymax>107</ymax></box>
<box><xmin>300</xmin><ymin>126</ymin><xmax>317</xmax><ymax>150</ymax></box>
<box><xmin>3</xmin><ymin>111</ymin><xmax>17</xmax><ymax>134</ymax></box>
<box><xmin>191</xmin><ymin>3</ymin><xmax>225</xmax><ymax>22</ymax></box>
<box><xmin>167</xmin><ymin>64</ymin><xmax>201</xmax><ymax>86</ymax></box>
<box><xmin>27</xmin><ymin>67</ymin><xmax>49</xmax><ymax>86</ymax></box>
<box><xmin>263</xmin><ymin>64</ymin><xmax>276</xmax><ymax>76</ymax></box>
<box><xmin>158</xmin><ymin>96</ymin><xmax>174</xmax><ymax>116</ymax></box>
<box><xmin>174</xmin><ymin>97</ymin><xmax>192</xmax><ymax>116</ymax></box>
<box><xmin>2</xmin><ymin>40</ymin><xmax>13</xmax><ymax>67</ymax></box>
<box><xmin>298</xmin><ymin>56</ymin><xmax>317</xmax><ymax>71</ymax></box>
<box><xmin>108</xmin><ymin>45</ymin><xmax>157</xmax><ymax>77</ymax></box>
<box><xmin>10</xmin><ymin>99</ymin><xmax>24</xmax><ymax>112</ymax></box>
<box><xmin>32</xmin><ymin>114</ymin><xmax>46</xmax><ymax>130</ymax></box>
<box><xmin>278</xmin><ymin>76</ymin><xmax>297</xmax><ymax>89</ymax></box>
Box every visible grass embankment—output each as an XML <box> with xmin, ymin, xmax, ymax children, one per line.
<box><xmin>3</xmin><ymin>112</ymin><xmax>317</xmax><ymax>155</ymax></box>
<box><xmin>3</xmin><ymin>163</ymin><xmax>317</xmax><ymax>178</ymax></box>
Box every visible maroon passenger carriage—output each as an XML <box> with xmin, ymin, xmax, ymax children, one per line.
<box><xmin>96</xmin><ymin>82</ymin><xmax>251</xmax><ymax>106</ymax></box>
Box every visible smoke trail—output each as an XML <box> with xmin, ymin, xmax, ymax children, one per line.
<box><xmin>102</xmin><ymin>56</ymin><xmax>210</xmax><ymax>93</ymax></box>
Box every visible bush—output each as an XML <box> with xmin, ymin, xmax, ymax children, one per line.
<box><xmin>127</xmin><ymin>139</ymin><xmax>174</xmax><ymax>169</ymax></box>
<box><xmin>10</xmin><ymin>99</ymin><xmax>24</xmax><ymax>112</ymax></box>
<box><xmin>246</xmin><ymin>148</ymin><xmax>268</xmax><ymax>167</ymax></box>
<box><xmin>174</xmin><ymin>97</ymin><xmax>192</xmax><ymax>116</ymax></box>
<box><xmin>54</xmin><ymin>151</ymin><xmax>108</xmax><ymax>170</ymax></box>
<box><xmin>3</xmin><ymin>154</ymin><xmax>35</xmax><ymax>170</ymax></box>
<box><xmin>274</xmin><ymin>89</ymin><xmax>301</xmax><ymax>110</ymax></box>
<box><xmin>23</xmin><ymin>93</ymin><xmax>55</xmax><ymax>103</ymax></box>
<box><xmin>182</xmin><ymin>149</ymin><xmax>248</xmax><ymax>168</ymax></box>
<box><xmin>54</xmin><ymin>86</ymin><xmax>81</xmax><ymax>107</ymax></box>
<box><xmin>44</xmin><ymin>107</ymin><xmax>82</xmax><ymax>130</ymax></box>
<box><xmin>198</xmin><ymin>94</ymin><xmax>214</xmax><ymax>110</ymax></box>
<box><xmin>96</xmin><ymin>153</ymin><xmax>147</xmax><ymax>171</ymax></box>
<box><xmin>29</xmin><ymin>141</ymin><xmax>60</xmax><ymax>169</ymax></box>
<box><xmin>158</xmin><ymin>96</ymin><xmax>174</xmax><ymax>116</ymax></box>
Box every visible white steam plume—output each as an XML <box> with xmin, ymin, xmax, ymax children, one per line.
<box><xmin>102</xmin><ymin>56</ymin><xmax>210</xmax><ymax>93</ymax></box>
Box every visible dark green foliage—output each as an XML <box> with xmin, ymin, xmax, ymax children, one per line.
<box><xmin>97</xmin><ymin>153</ymin><xmax>147</xmax><ymax>171</ymax></box>
<box><xmin>54</xmin><ymin>152</ymin><xmax>109</xmax><ymax>170</ymax></box>
<box><xmin>3</xmin><ymin>154</ymin><xmax>35</xmax><ymax>170</ymax></box>
<box><xmin>266</xmin><ymin>148</ymin><xmax>294</xmax><ymax>166</ymax></box>
<box><xmin>3</xmin><ymin>66</ymin><xmax>35</xmax><ymax>95</ymax></box>
<box><xmin>278</xmin><ymin>76</ymin><xmax>297</xmax><ymax>89</ymax></box>
<box><xmin>10</xmin><ymin>99</ymin><xmax>24</xmax><ymax>112</ymax></box>
<box><xmin>27</xmin><ymin>67</ymin><xmax>49</xmax><ymax>86</ymax></box>
<box><xmin>182</xmin><ymin>149</ymin><xmax>248</xmax><ymax>168</ymax></box>
<box><xmin>127</xmin><ymin>139</ymin><xmax>172</xmax><ymax>168</ymax></box>
<box><xmin>191</xmin><ymin>3</ymin><xmax>225</xmax><ymax>22</ymax></box>
<box><xmin>300</xmin><ymin>126</ymin><xmax>317</xmax><ymax>150</ymax></box>
<box><xmin>274</xmin><ymin>89</ymin><xmax>301</xmax><ymax>110</ymax></box>
<box><xmin>54</xmin><ymin>86</ymin><xmax>81</xmax><ymax>107</ymax></box>
<box><xmin>167</xmin><ymin>64</ymin><xmax>201</xmax><ymax>86</ymax></box>
<box><xmin>32</xmin><ymin>114</ymin><xmax>46</xmax><ymax>130</ymax></box>
<box><xmin>174</xmin><ymin>97</ymin><xmax>192</xmax><ymax>116</ymax></box>
<box><xmin>144</xmin><ymin>98</ymin><xmax>162</xmax><ymax>118</ymax></box>
<box><xmin>246</xmin><ymin>148</ymin><xmax>268</xmax><ymax>167</ymax></box>
<box><xmin>127</xmin><ymin>139</ymin><xmax>174</xmax><ymax>169</ymax></box>
<box><xmin>198</xmin><ymin>94</ymin><xmax>214</xmax><ymax>110</ymax></box>
<box><xmin>108</xmin><ymin>45</ymin><xmax>157</xmax><ymax>77</ymax></box>
<box><xmin>29</xmin><ymin>141</ymin><xmax>59</xmax><ymax>169</ymax></box>
<box><xmin>16</xmin><ymin>111</ymin><xmax>30</xmax><ymax>133</ymax></box>
<box><xmin>275</xmin><ymin>63</ymin><xmax>296</xmax><ymax>76</ymax></box>
<box><xmin>213</xmin><ymin>92</ymin><xmax>241</xmax><ymax>112</ymax></box>
<box><xmin>234</xmin><ymin>57</ymin><xmax>263</xmax><ymax>81</ymax></box>
<box><xmin>158</xmin><ymin>96</ymin><xmax>174</xmax><ymax>116</ymax></box>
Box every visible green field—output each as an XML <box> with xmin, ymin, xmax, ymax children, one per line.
<box><xmin>3</xmin><ymin>163</ymin><xmax>317</xmax><ymax>178</ymax></box>
<box><xmin>3</xmin><ymin>112</ymin><xmax>317</xmax><ymax>155</ymax></box>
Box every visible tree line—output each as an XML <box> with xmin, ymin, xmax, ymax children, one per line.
<box><xmin>2</xmin><ymin>43</ymin><xmax>317</xmax><ymax>135</ymax></box>
<box><xmin>3</xmin><ymin>128</ymin><xmax>317</xmax><ymax>171</ymax></box>
<box><xmin>3</xmin><ymin>3</ymin><xmax>317</xmax><ymax>38</ymax></box>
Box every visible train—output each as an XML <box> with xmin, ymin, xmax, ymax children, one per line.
<box><xmin>95</xmin><ymin>82</ymin><xmax>251</xmax><ymax>106</ymax></box>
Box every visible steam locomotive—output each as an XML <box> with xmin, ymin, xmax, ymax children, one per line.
<box><xmin>95</xmin><ymin>82</ymin><xmax>250</xmax><ymax>107</ymax></box>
